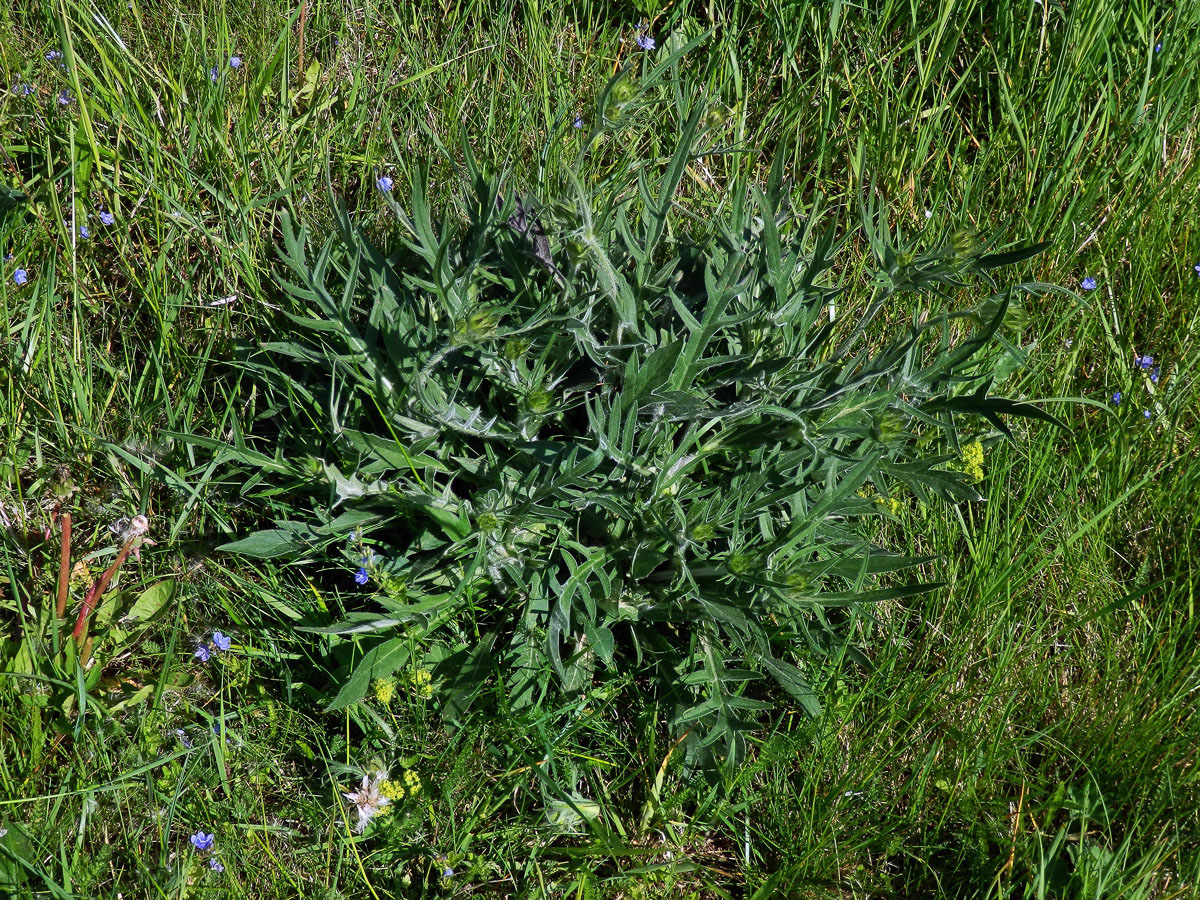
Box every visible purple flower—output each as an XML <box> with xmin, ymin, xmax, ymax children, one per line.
<box><xmin>636</xmin><ymin>34</ymin><xmax>655</xmax><ymax>50</ymax></box>
<box><xmin>211</xmin><ymin>631</ymin><xmax>232</xmax><ymax>652</ymax></box>
<box><xmin>57</xmin><ymin>90</ymin><xmax>71</xmax><ymax>105</ymax></box>
<box><xmin>355</xmin><ymin>567</ymin><xmax>369</xmax><ymax>585</ymax></box>
<box><xmin>1151</xmin><ymin>367</ymin><xmax>1160</xmax><ymax>384</ymax></box>
<box><xmin>79</xmin><ymin>225</ymin><xmax>90</xmax><ymax>239</ymax></box>
<box><xmin>1143</xmin><ymin>409</ymin><xmax>1152</xmax><ymax>419</ymax></box>
<box><xmin>209</xmin><ymin>65</ymin><xmax>219</xmax><ymax>82</ymax></box>
<box><xmin>46</xmin><ymin>51</ymin><xmax>62</xmax><ymax>61</ymax></box>
<box><xmin>442</xmin><ymin>867</ymin><xmax>455</xmax><ymax>878</ymax></box>
<box><xmin>12</xmin><ymin>83</ymin><xmax>33</xmax><ymax>96</ymax></box>
<box><xmin>193</xmin><ymin>645</ymin><xmax>211</xmax><ymax>662</ymax></box>
<box><xmin>99</xmin><ymin>210</ymin><xmax>115</xmax><ymax>225</ymax></box>
<box><xmin>190</xmin><ymin>831</ymin><xmax>215</xmax><ymax>852</ymax></box>
<box><xmin>1135</xmin><ymin>354</ymin><xmax>1153</xmax><ymax>369</ymax></box>
<box><xmin>209</xmin><ymin>858</ymin><xmax>224</xmax><ymax>872</ymax></box>
<box><xmin>1194</xmin><ymin>263</ymin><xmax>1200</xmax><ymax>276</ymax></box>
<box><xmin>1080</xmin><ymin>276</ymin><xmax>1096</xmax><ymax>291</ymax></box>
<box><xmin>13</xmin><ymin>269</ymin><xmax>28</xmax><ymax>286</ymax></box>
<box><xmin>1111</xmin><ymin>392</ymin><xmax>1121</xmax><ymax>404</ymax></box>
<box><xmin>229</xmin><ymin>56</ymin><xmax>241</xmax><ymax>69</ymax></box>
<box><xmin>376</xmin><ymin>175</ymin><xmax>394</xmax><ymax>192</ymax></box>
<box><xmin>573</xmin><ymin>115</ymin><xmax>583</xmax><ymax>129</ymax></box>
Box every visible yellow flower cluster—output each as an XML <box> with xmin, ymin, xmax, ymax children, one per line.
<box><xmin>373</xmin><ymin>677</ymin><xmax>397</xmax><ymax>705</ymax></box>
<box><xmin>858</xmin><ymin>483</ymin><xmax>903</xmax><ymax>516</ymax></box>
<box><xmin>875</xmin><ymin>494</ymin><xmax>903</xmax><ymax>516</ymax></box>
<box><xmin>378</xmin><ymin>769</ymin><xmax>421</xmax><ymax>802</ymax></box>
<box><xmin>405</xmin><ymin>668</ymin><xmax>434</xmax><ymax>700</ymax></box>
<box><xmin>960</xmin><ymin>440</ymin><xmax>984</xmax><ymax>483</ymax></box>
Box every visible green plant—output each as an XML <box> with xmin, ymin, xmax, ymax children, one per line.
<box><xmin>219</xmin><ymin>69</ymin><xmax>1058</xmax><ymax>767</ymax></box>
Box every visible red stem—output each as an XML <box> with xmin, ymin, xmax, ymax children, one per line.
<box><xmin>56</xmin><ymin>512</ymin><xmax>72</xmax><ymax>619</ymax></box>
<box><xmin>72</xmin><ymin>539</ymin><xmax>135</xmax><ymax>643</ymax></box>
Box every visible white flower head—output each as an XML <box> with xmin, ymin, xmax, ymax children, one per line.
<box><xmin>343</xmin><ymin>772</ymin><xmax>390</xmax><ymax>833</ymax></box>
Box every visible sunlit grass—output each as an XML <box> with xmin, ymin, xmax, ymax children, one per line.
<box><xmin>0</xmin><ymin>1</ymin><xmax>1197</xmax><ymax>897</ymax></box>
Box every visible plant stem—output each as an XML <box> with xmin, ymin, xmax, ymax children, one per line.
<box><xmin>72</xmin><ymin>538</ymin><xmax>136</xmax><ymax>644</ymax></box>
<box><xmin>56</xmin><ymin>511</ymin><xmax>72</xmax><ymax>619</ymax></box>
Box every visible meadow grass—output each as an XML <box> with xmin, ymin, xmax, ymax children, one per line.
<box><xmin>1</xmin><ymin>1</ymin><xmax>1198</xmax><ymax>897</ymax></box>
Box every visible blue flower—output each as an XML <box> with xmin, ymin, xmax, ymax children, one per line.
<box><xmin>1151</xmin><ymin>366</ymin><xmax>1159</xmax><ymax>384</ymax></box>
<box><xmin>1111</xmin><ymin>392</ymin><xmax>1121</xmax><ymax>404</ymax></box>
<box><xmin>1194</xmin><ymin>263</ymin><xmax>1200</xmax><ymax>276</ymax></box>
<box><xmin>79</xmin><ymin>225</ymin><xmax>90</xmax><ymax>239</ymax></box>
<box><xmin>190</xmin><ymin>831</ymin><xmax>215</xmax><ymax>852</ymax></box>
<box><xmin>99</xmin><ymin>211</ymin><xmax>114</xmax><ymax>225</ymax></box>
<box><xmin>210</xmin><ymin>65</ymin><xmax>219</xmax><ymax>82</ymax></box>
<box><xmin>209</xmin><ymin>858</ymin><xmax>224</xmax><ymax>872</ymax></box>
<box><xmin>12</xmin><ymin>83</ymin><xmax>33</xmax><ymax>96</ymax></box>
<box><xmin>442</xmin><ymin>867</ymin><xmax>455</xmax><ymax>878</ymax></box>
<box><xmin>193</xmin><ymin>645</ymin><xmax>211</xmax><ymax>662</ymax></box>
<box><xmin>573</xmin><ymin>115</ymin><xmax>582</xmax><ymax>129</ymax></box>
<box><xmin>636</xmin><ymin>34</ymin><xmax>655</xmax><ymax>50</ymax></box>
<box><xmin>211</xmin><ymin>631</ymin><xmax>232</xmax><ymax>652</ymax></box>
<box><xmin>57</xmin><ymin>90</ymin><xmax>71</xmax><ymax>105</ymax></box>
<box><xmin>1143</xmin><ymin>409</ymin><xmax>1152</xmax><ymax>419</ymax></box>
<box><xmin>1155</xmin><ymin>42</ymin><xmax>1162</xmax><ymax>53</ymax></box>
<box><xmin>355</xmin><ymin>567</ymin><xmax>369</xmax><ymax>585</ymax></box>
<box><xmin>1135</xmin><ymin>354</ymin><xmax>1154</xmax><ymax>369</ymax></box>
<box><xmin>376</xmin><ymin>175</ymin><xmax>394</xmax><ymax>192</ymax></box>
<box><xmin>13</xmin><ymin>269</ymin><xmax>28</xmax><ymax>286</ymax></box>
<box><xmin>1080</xmin><ymin>276</ymin><xmax>1096</xmax><ymax>291</ymax></box>
<box><xmin>46</xmin><ymin>51</ymin><xmax>62</xmax><ymax>61</ymax></box>
<box><xmin>229</xmin><ymin>56</ymin><xmax>241</xmax><ymax>69</ymax></box>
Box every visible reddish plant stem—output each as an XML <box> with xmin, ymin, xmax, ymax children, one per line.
<box><xmin>72</xmin><ymin>539</ymin><xmax>135</xmax><ymax>643</ymax></box>
<box><xmin>55</xmin><ymin>511</ymin><xmax>72</xmax><ymax>619</ymax></box>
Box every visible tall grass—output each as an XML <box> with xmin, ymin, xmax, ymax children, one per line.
<box><xmin>0</xmin><ymin>0</ymin><xmax>1197</xmax><ymax>897</ymax></box>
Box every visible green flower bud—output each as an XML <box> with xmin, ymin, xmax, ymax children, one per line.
<box><xmin>525</xmin><ymin>389</ymin><xmax>554</xmax><ymax>415</ymax></box>
<box><xmin>609</xmin><ymin>77</ymin><xmax>638</xmax><ymax>106</ymax></box>
<box><xmin>504</xmin><ymin>338</ymin><xmax>531</xmax><ymax>361</ymax></box>
<box><xmin>951</xmin><ymin>227</ymin><xmax>977</xmax><ymax>258</ymax></box>
<box><xmin>726</xmin><ymin>552</ymin><xmax>757</xmax><ymax>576</ymax></box>
<box><xmin>691</xmin><ymin>523</ymin><xmax>715</xmax><ymax>542</ymax></box>
<box><xmin>476</xmin><ymin>512</ymin><xmax>500</xmax><ymax>533</ymax></box>
<box><xmin>870</xmin><ymin>410</ymin><xmax>905</xmax><ymax>443</ymax></box>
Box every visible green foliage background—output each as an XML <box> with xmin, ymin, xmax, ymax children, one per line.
<box><xmin>0</xmin><ymin>0</ymin><xmax>1197</xmax><ymax>897</ymax></box>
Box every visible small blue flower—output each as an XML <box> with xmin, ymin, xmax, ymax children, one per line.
<box><xmin>573</xmin><ymin>115</ymin><xmax>583</xmax><ymax>129</ymax></box>
<box><xmin>209</xmin><ymin>858</ymin><xmax>224</xmax><ymax>872</ymax></box>
<box><xmin>442</xmin><ymin>867</ymin><xmax>455</xmax><ymax>878</ymax></box>
<box><xmin>79</xmin><ymin>225</ymin><xmax>90</xmax><ymax>239</ymax></box>
<box><xmin>46</xmin><ymin>50</ymin><xmax>62</xmax><ymax>61</ymax></box>
<box><xmin>1111</xmin><ymin>392</ymin><xmax>1121</xmax><ymax>404</ymax></box>
<box><xmin>1135</xmin><ymin>354</ymin><xmax>1154</xmax><ymax>369</ymax></box>
<box><xmin>376</xmin><ymin>175</ymin><xmax>394</xmax><ymax>192</ymax></box>
<box><xmin>636</xmin><ymin>34</ymin><xmax>655</xmax><ymax>50</ymax></box>
<box><xmin>99</xmin><ymin>210</ymin><xmax>115</xmax><ymax>225</ymax></box>
<box><xmin>210</xmin><ymin>65</ymin><xmax>219</xmax><ymax>82</ymax></box>
<box><xmin>211</xmin><ymin>631</ymin><xmax>232</xmax><ymax>652</ymax></box>
<box><xmin>1080</xmin><ymin>276</ymin><xmax>1096</xmax><ymax>291</ymax></box>
<box><xmin>57</xmin><ymin>90</ymin><xmax>70</xmax><ymax>105</ymax></box>
<box><xmin>229</xmin><ymin>55</ymin><xmax>241</xmax><ymax>69</ymax></box>
<box><xmin>1194</xmin><ymin>263</ymin><xmax>1200</xmax><ymax>276</ymax></box>
<box><xmin>1155</xmin><ymin>42</ymin><xmax>1162</xmax><ymax>53</ymax></box>
<box><xmin>13</xmin><ymin>268</ymin><xmax>28</xmax><ymax>286</ymax></box>
<box><xmin>12</xmin><ymin>83</ymin><xmax>33</xmax><ymax>96</ymax></box>
<box><xmin>1143</xmin><ymin>409</ymin><xmax>1152</xmax><ymax>419</ymax></box>
<box><xmin>190</xmin><ymin>832</ymin><xmax>216</xmax><ymax>852</ymax></box>
<box><xmin>1151</xmin><ymin>367</ymin><xmax>1159</xmax><ymax>384</ymax></box>
<box><xmin>355</xmin><ymin>567</ymin><xmax>369</xmax><ymax>585</ymax></box>
<box><xmin>193</xmin><ymin>645</ymin><xmax>211</xmax><ymax>662</ymax></box>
